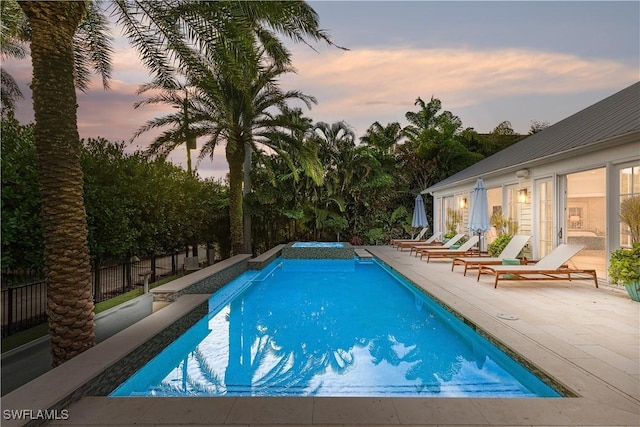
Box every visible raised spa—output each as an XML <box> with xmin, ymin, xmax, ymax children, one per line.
<box><xmin>282</xmin><ymin>241</ymin><xmax>354</xmax><ymax>259</ymax></box>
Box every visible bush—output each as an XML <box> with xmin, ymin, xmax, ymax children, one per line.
<box><xmin>488</xmin><ymin>234</ymin><xmax>512</xmax><ymax>257</ymax></box>
<box><xmin>608</xmin><ymin>243</ymin><xmax>640</xmax><ymax>285</ymax></box>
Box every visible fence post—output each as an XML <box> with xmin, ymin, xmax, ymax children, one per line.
<box><xmin>151</xmin><ymin>255</ymin><xmax>157</xmax><ymax>283</ymax></box>
<box><xmin>92</xmin><ymin>260</ymin><xmax>100</xmax><ymax>302</ymax></box>
<box><xmin>7</xmin><ymin>288</ymin><xmax>14</xmax><ymax>336</ymax></box>
<box><xmin>122</xmin><ymin>257</ymin><xmax>127</xmax><ymax>294</ymax></box>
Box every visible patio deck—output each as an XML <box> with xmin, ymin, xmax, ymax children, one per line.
<box><xmin>6</xmin><ymin>245</ymin><xmax>639</xmax><ymax>426</ymax></box>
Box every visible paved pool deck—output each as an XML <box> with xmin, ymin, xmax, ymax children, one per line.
<box><xmin>4</xmin><ymin>245</ymin><xmax>639</xmax><ymax>426</ymax></box>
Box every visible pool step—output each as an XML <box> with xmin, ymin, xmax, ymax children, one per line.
<box><xmin>355</xmin><ymin>248</ymin><xmax>374</xmax><ymax>259</ymax></box>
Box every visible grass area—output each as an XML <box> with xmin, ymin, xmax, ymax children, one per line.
<box><xmin>1</xmin><ymin>272</ymin><xmax>187</xmax><ymax>354</ymax></box>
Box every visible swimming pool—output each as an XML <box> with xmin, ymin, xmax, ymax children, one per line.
<box><xmin>110</xmin><ymin>258</ymin><xmax>561</xmax><ymax>398</ymax></box>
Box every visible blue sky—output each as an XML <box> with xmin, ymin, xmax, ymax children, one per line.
<box><xmin>5</xmin><ymin>1</ymin><xmax>639</xmax><ymax>179</ymax></box>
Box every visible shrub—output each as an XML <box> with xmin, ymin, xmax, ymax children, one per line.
<box><xmin>608</xmin><ymin>243</ymin><xmax>640</xmax><ymax>285</ymax></box>
<box><xmin>488</xmin><ymin>233</ymin><xmax>512</xmax><ymax>257</ymax></box>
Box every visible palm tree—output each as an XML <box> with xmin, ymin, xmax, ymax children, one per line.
<box><xmin>18</xmin><ymin>1</ymin><xmax>94</xmax><ymax>367</ymax></box>
<box><xmin>402</xmin><ymin>97</ymin><xmax>482</xmax><ymax>189</ymax></box>
<box><xmin>17</xmin><ymin>0</ymin><xmax>336</xmax><ymax>365</ymax></box>
<box><xmin>360</xmin><ymin>121</ymin><xmax>403</xmax><ymax>157</ymax></box>
<box><xmin>131</xmin><ymin>77</ymin><xmax>200</xmax><ymax>174</ymax></box>
<box><xmin>197</xmin><ymin>59</ymin><xmax>322</xmax><ymax>254</ymax></box>
<box><xmin>306</xmin><ymin>121</ymin><xmax>358</xmax><ymax>239</ymax></box>
<box><xmin>360</xmin><ymin>121</ymin><xmax>403</xmax><ymax>184</ymax></box>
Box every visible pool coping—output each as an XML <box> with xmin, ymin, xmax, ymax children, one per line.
<box><xmin>2</xmin><ymin>254</ymin><xmax>253</xmax><ymax>427</ymax></box>
<box><xmin>2</xmin><ymin>246</ymin><xmax>638</xmax><ymax>426</ymax></box>
<box><xmin>247</xmin><ymin>244</ymin><xmax>285</xmax><ymax>269</ymax></box>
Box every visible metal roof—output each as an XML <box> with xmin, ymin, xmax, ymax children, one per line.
<box><xmin>423</xmin><ymin>82</ymin><xmax>640</xmax><ymax>194</ymax></box>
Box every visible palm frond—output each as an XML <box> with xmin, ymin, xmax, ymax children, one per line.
<box><xmin>75</xmin><ymin>1</ymin><xmax>114</xmax><ymax>90</ymax></box>
<box><xmin>1</xmin><ymin>67</ymin><xmax>23</xmax><ymax>111</ymax></box>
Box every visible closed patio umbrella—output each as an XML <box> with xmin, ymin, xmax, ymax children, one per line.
<box><xmin>467</xmin><ymin>178</ymin><xmax>490</xmax><ymax>251</ymax></box>
<box><xmin>412</xmin><ymin>194</ymin><xmax>428</xmax><ymax>238</ymax></box>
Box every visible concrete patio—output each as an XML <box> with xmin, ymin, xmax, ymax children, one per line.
<box><xmin>3</xmin><ymin>245</ymin><xmax>639</xmax><ymax>426</ymax></box>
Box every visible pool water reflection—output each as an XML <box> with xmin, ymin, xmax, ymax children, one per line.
<box><xmin>111</xmin><ymin>258</ymin><xmax>561</xmax><ymax>398</ymax></box>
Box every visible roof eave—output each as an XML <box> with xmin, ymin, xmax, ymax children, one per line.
<box><xmin>422</xmin><ymin>129</ymin><xmax>640</xmax><ymax>195</ymax></box>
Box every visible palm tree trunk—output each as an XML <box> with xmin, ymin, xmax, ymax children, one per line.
<box><xmin>20</xmin><ymin>1</ymin><xmax>95</xmax><ymax>366</ymax></box>
<box><xmin>226</xmin><ymin>139</ymin><xmax>245</xmax><ymax>255</ymax></box>
<box><xmin>242</xmin><ymin>143</ymin><xmax>252</xmax><ymax>254</ymax></box>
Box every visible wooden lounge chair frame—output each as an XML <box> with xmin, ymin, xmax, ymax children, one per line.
<box><xmin>410</xmin><ymin>233</ymin><xmax>465</xmax><ymax>255</ymax></box>
<box><xmin>477</xmin><ymin>244</ymin><xmax>598</xmax><ymax>288</ymax></box>
<box><xmin>420</xmin><ymin>235</ymin><xmax>480</xmax><ymax>262</ymax></box>
<box><xmin>451</xmin><ymin>235</ymin><xmax>532</xmax><ymax>275</ymax></box>
<box><xmin>390</xmin><ymin>227</ymin><xmax>429</xmax><ymax>247</ymax></box>
<box><xmin>395</xmin><ymin>232</ymin><xmax>444</xmax><ymax>251</ymax></box>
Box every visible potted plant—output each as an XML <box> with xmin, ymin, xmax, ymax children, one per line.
<box><xmin>608</xmin><ymin>196</ymin><xmax>640</xmax><ymax>301</ymax></box>
<box><xmin>608</xmin><ymin>243</ymin><xmax>640</xmax><ymax>301</ymax></box>
<box><xmin>444</xmin><ymin>208</ymin><xmax>462</xmax><ymax>241</ymax></box>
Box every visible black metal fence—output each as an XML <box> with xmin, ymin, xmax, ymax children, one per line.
<box><xmin>1</xmin><ymin>248</ymin><xmax>210</xmax><ymax>337</ymax></box>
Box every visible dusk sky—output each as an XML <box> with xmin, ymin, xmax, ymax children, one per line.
<box><xmin>4</xmin><ymin>1</ymin><xmax>639</xmax><ymax>180</ymax></box>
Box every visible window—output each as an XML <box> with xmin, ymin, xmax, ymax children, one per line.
<box><xmin>620</xmin><ymin>166</ymin><xmax>640</xmax><ymax>247</ymax></box>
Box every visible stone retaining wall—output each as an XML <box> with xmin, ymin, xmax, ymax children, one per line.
<box><xmin>150</xmin><ymin>254</ymin><xmax>251</xmax><ymax>302</ymax></box>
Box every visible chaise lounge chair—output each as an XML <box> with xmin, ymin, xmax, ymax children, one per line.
<box><xmin>407</xmin><ymin>233</ymin><xmax>464</xmax><ymax>255</ymax></box>
<box><xmin>390</xmin><ymin>227</ymin><xmax>429</xmax><ymax>247</ymax></box>
<box><xmin>477</xmin><ymin>244</ymin><xmax>598</xmax><ymax>288</ymax></box>
<box><xmin>395</xmin><ymin>232</ymin><xmax>443</xmax><ymax>251</ymax></box>
<box><xmin>451</xmin><ymin>235</ymin><xmax>532</xmax><ymax>275</ymax></box>
<box><xmin>419</xmin><ymin>235</ymin><xmax>480</xmax><ymax>262</ymax></box>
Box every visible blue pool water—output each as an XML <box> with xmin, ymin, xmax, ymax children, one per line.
<box><xmin>110</xmin><ymin>258</ymin><xmax>561</xmax><ymax>398</ymax></box>
<box><xmin>292</xmin><ymin>241</ymin><xmax>345</xmax><ymax>248</ymax></box>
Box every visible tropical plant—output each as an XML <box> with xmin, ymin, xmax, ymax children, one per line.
<box><xmin>487</xmin><ymin>233</ymin><xmax>513</xmax><ymax>258</ymax></box>
<box><xmin>608</xmin><ymin>197</ymin><xmax>640</xmax><ymax>300</ymax></box>
<box><xmin>366</xmin><ymin>228</ymin><xmax>384</xmax><ymax>245</ymax></box>
<box><xmin>194</xmin><ymin>59</ymin><xmax>321</xmax><ymax>254</ymax></box>
<box><xmin>0</xmin><ymin>0</ymin><xmax>28</xmax><ymax>113</ymax></box>
<box><xmin>619</xmin><ymin>196</ymin><xmax>640</xmax><ymax>244</ymax></box>
<box><xmin>402</xmin><ymin>97</ymin><xmax>483</xmax><ymax>187</ymax></box>
<box><xmin>444</xmin><ymin>208</ymin><xmax>462</xmax><ymax>238</ymax></box>
<box><xmin>608</xmin><ymin>243</ymin><xmax>640</xmax><ymax>286</ymax></box>
<box><xmin>129</xmin><ymin>1</ymin><xmax>339</xmax><ymax>254</ymax></box>
<box><xmin>132</xmin><ymin>78</ymin><xmax>200</xmax><ymax>174</ymax></box>
<box><xmin>490</xmin><ymin>212</ymin><xmax>519</xmax><ymax>236</ymax></box>
<box><xmin>1</xmin><ymin>114</ymin><xmax>42</xmax><ymax>271</ymax></box>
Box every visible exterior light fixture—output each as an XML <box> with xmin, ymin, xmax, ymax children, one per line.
<box><xmin>459</xmin><ymin>198</ymin><xmax>468</xmax><ymax>209</ymax></box>
<box><xmin>518</xmin><ymin>188</ymin><xmax>528</xmax><ymax>203</ymax></box>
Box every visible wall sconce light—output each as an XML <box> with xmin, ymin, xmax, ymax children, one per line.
<box><xmin>459</xmin><ymin>198</ymin><xmax>467</xmax><ymax>209</ymax></box>
<box><xmin>518</xmin><ymin>188</ymin><xmax>528</xmax><ymax>203</ymax></box>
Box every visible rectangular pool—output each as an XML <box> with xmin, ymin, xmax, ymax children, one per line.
<box><xmin>110</xmin><ymin>258</ymin><xmax>561</xmax><ymax>398</ymax></box>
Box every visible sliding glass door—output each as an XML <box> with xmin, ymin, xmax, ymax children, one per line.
<box><xmin>536</xmin><ymin>179</ymin><xmax>554</xmax><ymax>258</ymax></box>
<box><xmin>564</xmin><ymin>168</ymin><xmax>607</xmax><ymax>279</ymax></box>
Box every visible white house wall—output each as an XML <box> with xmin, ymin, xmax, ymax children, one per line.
<box><xmin>427</xmin><ymin>139</ymin><xmax>640</xmax><ymax>279</ymax></box>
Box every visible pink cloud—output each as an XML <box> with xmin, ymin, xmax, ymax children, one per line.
<box><xmin>282</xmin><ymin>46</ymin><xmax>637</xmax><ymax>134</ymax></box>
<box><xmin>4</xmin><ymin>42</ymin><xmax>636</xmax><ymax>179</ymax></box>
